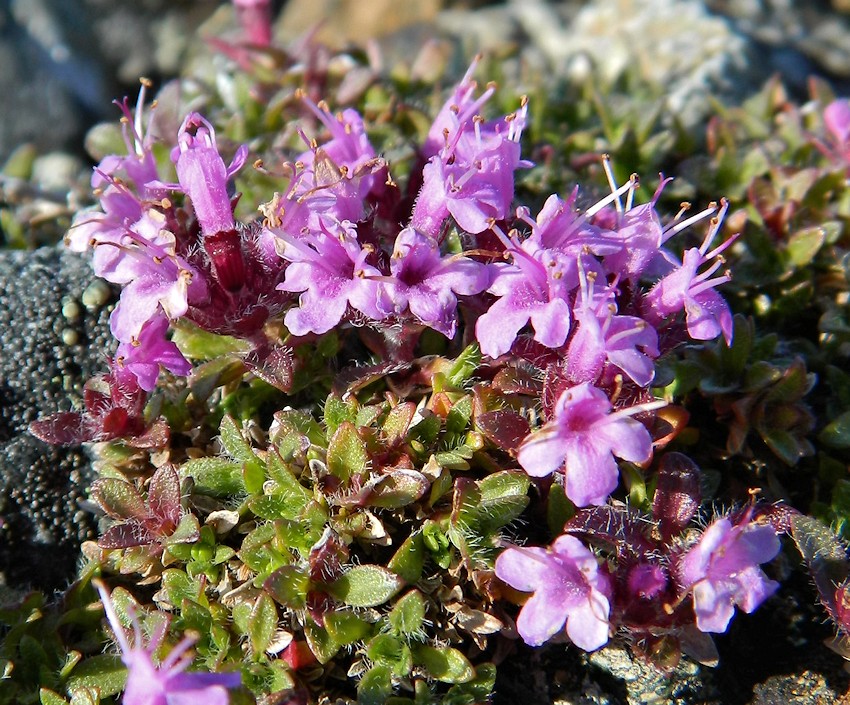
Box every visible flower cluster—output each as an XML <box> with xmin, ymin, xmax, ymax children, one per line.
<box><xmin>40</xmin><ymin>43</ymin><xmax>793</xmax><ymax>704</ymax></box>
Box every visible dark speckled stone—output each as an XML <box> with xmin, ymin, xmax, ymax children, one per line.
<box><xmin>0</xmin><ymin>246</ymin><xmax>114</xmax><ymax>589</ymax></box>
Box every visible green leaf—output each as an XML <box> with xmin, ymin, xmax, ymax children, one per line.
<box><xmin>68</xmin><ymin>690</ymin><xmax>100</xmax><ymax>705</ymax></box>
<box><xmin>411</xmin><ymin>644</ymin><xmax>474</xmax><ymax>683</ymax></box>
<box><xmin>304</xmin><ymin>620</ymin><xmax>339</xmax><ymax>664</ymax></box>
<box><xmin>328</xmin><ymin>565</ymin><xmax>404</xmax><ymax>607</ymax></box>
<box><xmin>171</xmin><ymin>321</ymin><xmax>251</xmax><ymax>360</ymax></box>
<box><xmin>367</xmin><ymin>634</ymin><xmax>412</xmax><ymax>677</ymax></box>
<box><xmin>327</xmin><ymin>422</ymin><xmax>369</xmax><ymax>482</ymax></box>
<box><xmin>182</xmin><ymin>458</ymin><xmax>244</xmax><ymax>497</ymax></box>
<box><xmin>164</xmin><ymin>513</ymin><xmax>201</xmax><ymax>546</ymax></box>
<box><xmin>546</xmin><ymin>482</ymin><xmax>575</xmax><ymax>536</ymax></box>
<box><xmin>248</xmin><ymin>593</ymin><xmax>278</xmax><ymax>655</ymax></box>
<box><xmin>382</xmin><ymin>402</ymin><xmax>416</xmax><ymax>445</ymax></box>
<box><xmin>447</xmin><ymin>344</ymin><xmax>481</xmax><ymax>387</ymax></box>
<box><xmin>444</xmin><ymin>663</ymin><xmax>497</xmax><ymax>704</ymax></box>
<box><xmin>785</xmin><ymin>226</ymin><xmax>826</xmax><ymax>267</ymax></box>
<box><xmin>478</xmin><ymin>470</ymin><xmax>530</xmax><ymax>502</ymax></box>
<box><xmin>249</xmin><ymin>494</ymin><xmax>306</xmax><ymax>520</ymax></box>
<box><xmin>264</xmin><ymin>566</ymin><xmax>309</xmax><ymax>609</ymax></box>
<box><xmin>821</xmin><ymin>411</ymin><xmax>850</xmax><ymax>449</ymax></box>
<box><xmin>266</xmin><ymin>450</ymin><xmax>311</xmax><ymax>502</ymax></box>
<box><xmin>365</xmin><ymin>470</ymin><xmax>429</xmax><ymax>509</ymax></box>
<box><xmin>325</xmin><ymin>394</ymin><xmax>358</xmax><ymax>436</ymax></box>
<box><xmin>40</xmin><ymin>689</ymin><xmax>69</xmax><ymax>705</ymax></box>
<box><xmin>220</xmin><ymin>415</ymin><xmax>255</xmax><ymax>462</ymax></box>
<box><xmin>325</xmin><ymin>612</ymin><xmax>372</xmax><ymax>646</ymax></box>
<box><xmin>358</xmin><ymin>663</ymin><xmax>394</xmax><ymax>705</ymax></box>
<box><xmin>387</xmin><ymin>590</ymin><xmax>426</xmax><ymax>638</ymax></box>
<box><xmin>90</xmin><ymin>479</ymin><xmax>145</xmax><ymax>519</ymax></box>
<box><xmin>65</xmin><ymin>654</ymin><xmax>126</xmax><ymax>698</ymax></box>
<box><xmin>387</xmin><ymin>531</ymin><xmax>426</xmax><ymax>584</ymax></box>
<box><xmin>242</xmin><ymin>457</ymin><xmax>266</xmax><ymax>496</ymax></box>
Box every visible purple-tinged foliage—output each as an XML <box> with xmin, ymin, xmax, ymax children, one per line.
<box><xmin>92</xmin><ymin>464</ymin><xmax>198</xmax><ymax>550</ymax></box>
<box><xmin>29</xmin><ymin>355</ymin><xmax>168</xmax><ymax>448</ymax></box>
<box><xmin>95</xmin><ymin>581</ymin><xmax>241</xmax><ymax>705</ymax></box>
<box><xmin>495</xmin><ymin>535</ymin><xmax>612</xmax><ymax>650</ymax></box>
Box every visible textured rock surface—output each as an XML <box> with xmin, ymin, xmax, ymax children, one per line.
<box><xmin>0</xmin><ymin>247</ymin><xmax>114</xmax><ymax>589</ymax></box>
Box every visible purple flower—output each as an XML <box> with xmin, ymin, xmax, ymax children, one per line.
<box><xmin>172</xmin><ymin>112</ymin><xmax>248</xmax><ymax>237</ymax></box>
<box><xmin>233</xmin><ymin>0</ymin><xmax>273</xmax><ymax>46</ymax></box>
<box><xmin>676</xmin><ymin>515</ymin><xmax>781</xmax><ymax>633</ymax></box>
<box><xmin>276</xmin><ymin>220</ymin><xmax>387</xmax><ymax>335</ymax></box>
<box><xmin>566</xmin><ymin>268</ymin><xmax>659</xmax><ymax>386</ymax></box>
<box><xmin>495</xmin><ymin>535</ymin><xmax>612</xmax><ymax>650</ymax></box>
<box><xmin>421</xmin><ymin>56</ymin><xmax>495</xmax><ymax>159</ymax></box>
<box><xmin>821</xmin><ymin>99</ymin><xmax>850</xmax><ymax>165</ymax></box>
<box><xmin>517</xmin><ymin>382</ymin><xmax>662</xmax><ymax>507</ymax></box>
<box><xmin>297</xmin><ymin>99</ymin><xmax>380</xmax><ymax>194</ymax></box>
<box><xmin>475</xmin><ymin>240</ymin><xmax>573</xmax><ymax>359</ymax></box>
<box><xmin>384</xmin><ymin>227</ymin><xmax>489</xmax><ymax>337</ymax></box>
<box><xmin>410</xmin><ymin>82</ymin><xmax>529</xmax><ymax>237</ymax></box>
<box><xmin>95</xmin><ymin>581</ymin><xmax>241</xmax><ymax>705</ymax></box>
<box><xmin>104</xmin><ymin>211</ymin><xmax>208</xmax><ymax>345</ymax></box>
<box><xmin>115</xmin><ymin>314</ymin><xmax>191</xmax><ymax>391</ymax></box>
<box><xmin>643</xmin><ymin>200</ymin><xmax>735</xmax><ymax>344</ymax></box>
<box><xmin>520</xmin><ymin>192</ymin><xmax>620</xmax><ymax>259</ymax></box>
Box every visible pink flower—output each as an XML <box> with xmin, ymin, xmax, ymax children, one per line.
<box><xmin>676</xmin><ymin>515</ymin><xmax>780</xmax><ymax>633</ymax></box>
<box><xmin>475</xmin><ymin>240</ymin><xmax>573</xmax><ymax>358</ymax></box>
<box><xmin>385</xmin><ymin>227</ymin><xmax>489</xmax><ymax>337</ymax></box>
<box><xmin>276</xmin><ymin>220</ymin><xmax>387</xmax><ymax>335</ymax></box>
<box><xmin>172</xmin><ymin>113</ymin><xmax>248</xmax><ymax>238</ymax></box>
<box><xmin>517</xmin><ymin>383</ymin><xmax>663</xmax><ymax>507</ymax></box>
<box><xmin>115</xmin><ymin>314</ymin><xmax>191</xmax><ymax>391</ymax></box>
<box><xmin>95</xmin><ymin>581</ymin><xmax>241</xmax><ymax>705</ymax></box>
<box><xmin>643</xmin><ymin>200</ymin><xmax>735</xmax><ymax>344</ymax></box>
<box><xmin>495</xmin><ymin>535</ymin><xmax>612</xmax><ymax>650</ymax></box>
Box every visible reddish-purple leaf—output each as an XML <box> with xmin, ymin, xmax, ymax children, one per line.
<box><xmin>91</xmin><ymin>478</ymin><xmax>147</xmax><ymax>520</ymax></box>
<box><xmin>29</xmin><ymin>412</ymin><xmax>91</xmax><ymax>446</ymax></box>
<box><xmin>475</xmin><ymin>410</ymin><xmax>530</xmax><ymax>452</ymax></box>
<box><xmin>564</xmin><ymin>505</ymin><xmax>654</xmax><ymax>559</ymax></box>
<box><xmin>98</xmin><ymin>521</ymin><xmax>155</xmax><ymax>549</ymax></box>
<box><xmin>244</xmin><ymin>344</ymin><xmax>295</xmax><ymax>392</ymax></box>
<box><xmin>652</xmin><ymin>452</ymin><xmax>701</xmax><ymax>540</ymax></box>
<box><xmin>147</xmin><ymin>465</ymin><xmax>182</xmax><ymax>529</ymax></box>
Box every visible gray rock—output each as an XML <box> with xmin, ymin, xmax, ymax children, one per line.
<box><xmin>0</xmin><ymin>246</ymin><xmax>114</xmax><ymax>589</ymax></box>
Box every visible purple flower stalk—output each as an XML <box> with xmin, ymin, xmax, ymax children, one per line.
<box><xmin>411</xmin><ymin>61</ymin><xmax>530</xmax><ymax>237</ymax></box>
<box><xmin>495</xmin><ymin>535</ymin><xmax>612</xmax><ymax>650</ymax></box>
<box><xmin>517</xmin><ymin>382</ymin><xmax>664</xmax><ymax>507</ymax></box>
<box><xmin>232</xmin><ymin>0</ymin><xmax>273</xmax><ymax>46</ymax></box>
<box><xmin>676</xmin><ymin>514</ymin><xmax>781</xmax><ymax>633</ymax></box>
<box><xmin>95</xmin><ymin>581</ymin><xmax>241</xmax><ymax>705</ymax></box>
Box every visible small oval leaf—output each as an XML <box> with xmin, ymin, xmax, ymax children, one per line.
<box><xmin>328</xmin><ymin>565</ymin><xmax>403</xmax><ymax>607</ymax></box>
